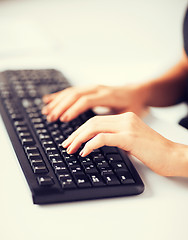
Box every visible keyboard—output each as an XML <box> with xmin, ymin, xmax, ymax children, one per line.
<box><xmin>0</xmin><ymin>69</ymin><xmax>144</xmax><ymax>204</ymax></box>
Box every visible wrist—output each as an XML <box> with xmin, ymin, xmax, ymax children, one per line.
<box><xmin>169</xmin><ymin>142</ymin><xmax>188</xmax><ymax>177</ymax></box>
<box><xmin>136</xmin><ymin>82</ymin><xmax>152</xmax><ymax>107</ymax></box>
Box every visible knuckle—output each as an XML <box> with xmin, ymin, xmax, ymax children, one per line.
<box><xmin>124</xmin><ymin>112</ymin><xmax>138</xmax><ymax>129</ymax></box>
<box><xmin>126</xmin><ymin>111</ymin><xmax>136</xmax><ymax>119</ymax></box>
<box><xmin>125</xmin><ymin>112</ymin><xmax>137</xmax><ymax>122</ymax></box>
<box><xmin>72</xmin><ymin>89</ymin><xmax>81</xmax><ymax>99</ymax></box>
<box><xmin>87</xmin><ymin>116</ymin><xmax>98</xmax><ymax>128</ymax></box>
<box><xmin>95</xmin><ymin>84</ymin><xmax>104</xmax><ymax>91</ymax></box>
<box><xmin>95</xmin><ymin>85</ymin><xmax>101</xmax><ymax>90</ymax></box>
<box><xmin>80</xmin><ymin>96</ymin><xmax>89</xmax><ymax>104</ymax></box>
<box><xmin>97</xmin><ymin>133</ymin><xmax>105</xmax><ymax>142</ymax></box>
<box><xmin>63</xmin><ymin>87</ymin><xmax>73</xmax><ymax>94</ymax></box>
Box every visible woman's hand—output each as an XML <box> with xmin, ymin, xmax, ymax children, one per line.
<box><xmin>62</xmin><ymin>112</ymin><xmax>188</xmax><ymax>177</ymax></box>
<box><xmin>42</xmin><ymin>84</ymin><xmax>148</xmax><ymax>122</ymax></box>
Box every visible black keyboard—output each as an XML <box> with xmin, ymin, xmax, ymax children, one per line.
<box><xmin>0</xmin><ymin>69</ymin><xmax>144</xmax><ymax>204</ymax></box>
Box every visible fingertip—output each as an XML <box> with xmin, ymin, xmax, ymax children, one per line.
<box><xmin>79</xmin><ymin>147</ymin><xmax>90</xmax><ymax>157</ymax></box>
<box><xmin>60</xmin><ymin>114</ymin><xmax>68</xmax><ymax>122</ymax></box>
<box><xmin>66</xmin><ymin>146</ymin><xmax>71</xmax><ymax>154</ymax></box>
<box><xmin>62</xmin><ymin>139</ymin><xmax>69</xmax><ymax>148</ymax></box>
<box><xmin>42</xmin><ymin>95</ymin><xmax>50</xmax><ymax>103</ymax></box>
<box><xmin>42</xmin><ymin>107</ymin><xmax>48</xmax><ymax>115</ymax></box>
<box><xmin>66</xmin><ymin>145</ymin><xmax>77</xmax><ymax>155</ymax></box>
<box><xmin>79</xmin><ymin>149</ymin><xmax>85</xmax><ymax>157</ymax></box>
<box><xmin>47</xmin><ymin>114</ymin><xmax>55</xmax><ymax>122</ymax></box>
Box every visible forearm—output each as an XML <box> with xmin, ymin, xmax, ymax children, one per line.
<box><xmin>168</xmin><ymin>142</ymin><xmax>188</xmax><ymax>177</ymax></box>
<box><xmin>140</xmin><ymin>50</ymin><xmax>188</xmax><ymax>107</ymax></box>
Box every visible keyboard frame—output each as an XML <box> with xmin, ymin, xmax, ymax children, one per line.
<box><xmin>0</xmin><ymin>69</ymin><xmax>144</xmax><ymax>204</ymax></box>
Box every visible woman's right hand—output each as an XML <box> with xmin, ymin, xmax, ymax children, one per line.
<box><xmin>42</xmin><ymin>84</ymin><xmax>148</xmax><ymax>122</ymax></box>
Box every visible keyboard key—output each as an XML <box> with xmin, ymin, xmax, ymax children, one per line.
<box><xmin>28</xmin><ymin>153</ymin><xmax>42</xmax><ymax>161</ymax></box>
<box><xmin>54</xmin><ymin>166</ymin><xmax>69</xmax><ymax>175</ymax></box>
<box><xmin>30</xmin><ymin>159</ymin><xmax>44</xmax><ymax>165</ymax></box>
<box><xmin>74</xmin><ymin>174</ymin><xmax>91</xmax><ymax>188</ymax></box>
<box><xmin>87</xmin><ymin>173</ymin><xmax>105</xmax><ymax>186</ymax></box>
<box><xmin>33</xmin><ymin>123</ymin><xmax>45</xmax><ymax>129</ymax></box>
<box><xmin>51</xmin><ymin>129</ymin><xmax>61</xmax><ymax>137</ymax></box>
<box><xmin>16</xmin><ymin>126</ymin><xmax>29</xmax><ymax>133</ymax></box>
<box><xmin>63</xmin><ymin>127</ymin><xmax>74</xmax><ymax>137</ymax></box>
<box><xmin>36</xmin><ymin>129</ymin><xmax>48</xmax><ymax>134</ymax></box>
<box><xmin>31</xmin><ymin>118</ymin><xmax>43</xmax><ymax>124</ymax></box>
<box><xmin>90</xmin><ymin>149</ymin><xmax>101</xmax><ymax>157</ymax></box>
<box><xmin>96</xmin><ymin>160</ymin><xmax>109</xmax><ymax>168</ymax></box>
<box><xmin>52</xmin><ymin>161</ymin><xmax>65</xmax><ymax>169</ymax></box>
<box><xmin>26</xmin><ymin>107</ymin><xmax>39</xmax><ymax>113</ymax></box>
<box><xmin>28</xmin><ymin>112</ymin><xmax>40</xmax><ymax>118</ymax></box>
<box><xmin>21</xmin><ymin>138</ymin><xmax>35</xmax><ymax>146</ymax></box>
<box><xmin>60</xmin><ymin>122</ymin><xmax>70</xmax><ymax>130</ymax></box>
<box><xmin>101</xmin><ymin>146</ymin><xmax>118</xmax><ymax>155</ymax></box>
<box><xmin>116</xmin><ymin>171</ymin><xmax>135</xmax><ymax>184</ymax></box>
<box><xmin>69</xmin><ymin>165</ymin><xmax>83</xmax><ymax>175</ymax></box>
<box><xmin>49</xmin><ymin>155</ymin><xmax>63</xmax><ymax>162</ymax></box>
<box><xmin>42</xmin><ymin>141</ymin><xmax>55</xmax><ymax>149</ymax></box>
<box><xmin>31</xmin><ymin>161</ymin><xmax>45</xmax><ymax>167</ymax></box>
<box><xmin>19</xmin><ymin>132</ymin><xmax>31</xmax><ymax>139</ymax></box>
<box><xmin>79</xmin><ymin>156</ymin><xmax>93</xmax><ymax>165</ymax></box>
<box><xmin>102</xmin><ymin>172</ymin><xmax>120</xmax><ymax>185</ymax></box>
<box><xmin>106</xmin><ymin>154</ymin><xmax>123</xmax><ymax>163</ymax></box>
<box><xmin>39</xmin><ymin>134</ymin><xmax>52</xmax><ymax>142</ymax></box>
<box><xmin>33</xmin><ymin>165</ymin><xmax>48</xmax><ymax>174</ymax></box>
<box><xmin>98</xmin><ymin>166</ymin><xmax>113</xmax><ymax>175</ymax></box>
<box><xmin>59</xmin><ymin>174</ymin><xmax>76</xmax><ymax>189</ymax></box>
<box><xmin>110</xmin><ymin>162</ymin><xmax>128</xmax><ymax>172</ymax></box>
<box><xmin>92</xmin><ymin>155</ymin><xmax>105</xmax><ymax>164</ymax></box>
<box><xmin>84</xmin><ymin>165</ymin><xmax>98</xmax><ymax>174</ymax></box>
<box><xmin>37</xmin><ymin>176</ymin><xmax>54</xmax><ymax>186</ymax></box>
<box><xmin>46</xmin><ymin>148</ymin><xmax>59</xmax><ymax>155</ymax></box>
<box><xmin>66</xmin><ymin>159</ymin><xmax>79</xmax><ymax>168</ymax></box>
<box><xmin>25</xmin><ymin>146</ymin><xmax>39</xmax><ymax>154</ymax></box>
<box><xmin>10</xmin><ymin>113</ymin><xmax>23</xmax><ymax>121</ymax></box>
<box><xmin>14</xmin><ymin>121</ymin><xmax>26</xmax><ymax>127</ymax></box>
<box><xmin>54</xmin><ymin>135</ymin><xmax>65</xmax><ymax>145</ymax></box>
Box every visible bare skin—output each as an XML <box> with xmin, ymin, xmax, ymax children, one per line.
<box><xmin>62</xmin><ymin>113</ymin><xmax>188</xmax><ymax>177</ymax></box>
<box><xmin>42</xmin><ymin>50</ymin><xmax>188</xmax><ymax>177</ymax></box>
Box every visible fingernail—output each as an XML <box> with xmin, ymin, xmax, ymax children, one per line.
<box><xmin>62</xmin><ymin>140</ymin><xmax>68</xmax><ymax>148</ymax></box>
<box><xmin>60</xmin><ymin>114</ymin><xmax>68</xmax><ymax>122</ymax></box>
<box><xmin>43</xmin><ymin>97</ymin><xmax>47</xmax><ymax>102</ymax></box>
<box><xmin>47</xmin><ymin>115</ymin><xmax>53</xmax><ymax>122</ymax></box>
<box><xmin>42</xmin><ymin>107</ymin><xmax>47</xmax><ymax>114</ymax></box>
<box><xmin>67</xmin><ymin>146</ymin><xmax>72</xmax><ymax>154</ymax></box>
<box><xmin>79</xmin><ymin>149</ymin><xmax>84</xmax><ymax>157</ymax></box>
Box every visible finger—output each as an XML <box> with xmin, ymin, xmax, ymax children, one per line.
<box><xmin>62</xmin><ymin>115</ymin><xmax>106</xmax><ymax>148</ymax></box>
<box><xmin>64</xmin><ymin>115</ymin><xmax>121</xmax><ymax>153</ymax></box>
<box><xmin>42</xmin><ymin>92</ymin><xmax>62</xmax><ymax>114</ymax></box>
<box><xmin>66</xmin><ymin>128</ymin><xmax>100</xmax><ymax>154</ymax></box>
<box><xmin>61</xmin><ymin>118</ymin><xmax>99</xmax><ymax>150</ymax></box>
<box><xmin>44</xmin><ymin>86</ymin><xmax>98</xmax><ymax>119</ymax></box>
<box><xmin>80</xmin><ymin>133</ymin><xmax>120</xmax><ymax>157</ymax></box>
<box><xmin>47</xmin><ymin>94</ymin><xmax>83</xmax><ymax>122</ymax></box>
<box><xmin>43</xmin><ymin>89</ymin><xmax>71</xmax><ymax>115</ymax></box>
<box><xmin>63</xmin><ymin>114</ymin><xmax>123</xmax><ymax>149</ymax></box>
<box><xmin>60</xmin><ymin>95</ymin><xmax>95</xmax><ymax>122</ymax></box>
<box><xmin>60</xmin><ymin>92</ymin><xmax>114</xmax><ymax>122</ymax></box>
<box><xmin>42</xmin><ymin>92</ymin><xmax>60</xmax><ymax>103</ymax></box>
<box><xmin>62</xmin><ymin>126</ymin><xmax>83</xmax><ymax>148</ymax></box>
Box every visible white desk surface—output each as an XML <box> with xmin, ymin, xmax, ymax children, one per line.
<box><xmin>0</xmin><ymin>1</ymin><xmax>188</xmax><ymax>240</ymax></box>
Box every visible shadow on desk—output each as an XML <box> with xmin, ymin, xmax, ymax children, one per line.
<box><xmin>130</xmin><ymin>156</ymin><xmax>153</xmax><ymax>199</ymax></box>
<box><xmin>168</xmin><ymin>176</ymin><xmax>188</xmax><ymax>188</ymax></box>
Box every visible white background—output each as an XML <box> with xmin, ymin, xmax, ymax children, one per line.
<box><xmin>0</xmin><ymin>0</ymin><xmax>188</xmax><ymax>240</ymax></box>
